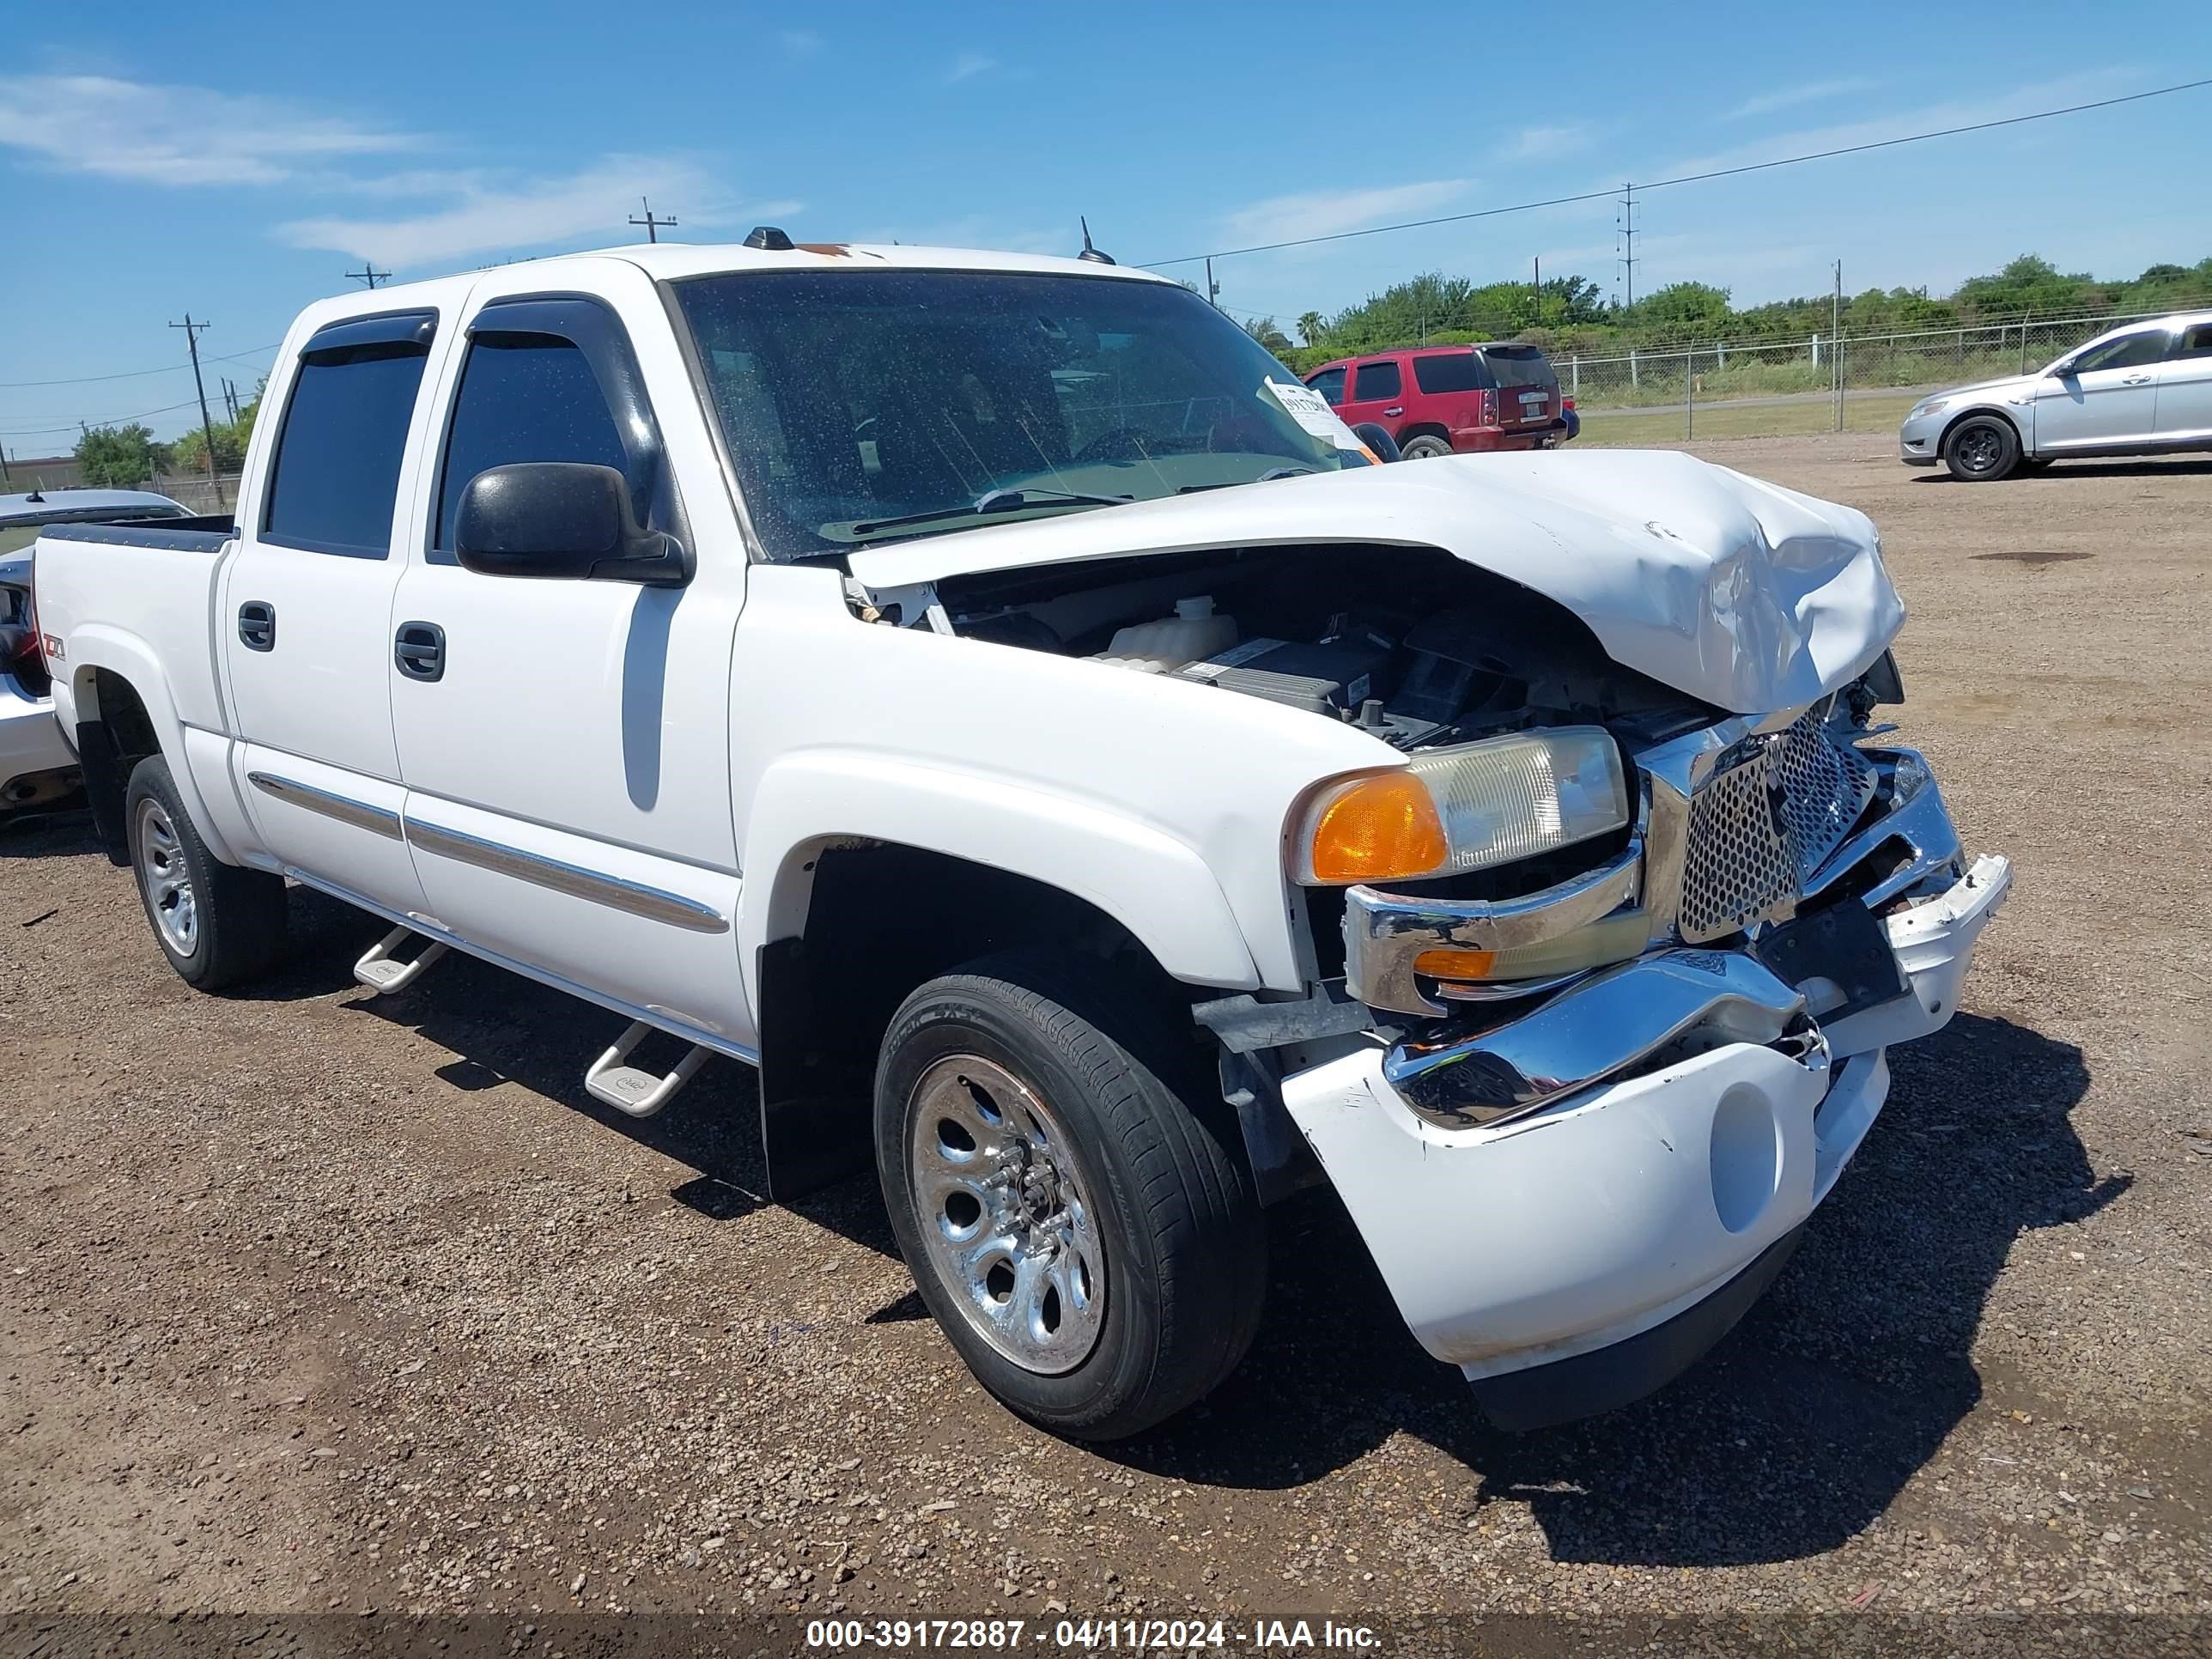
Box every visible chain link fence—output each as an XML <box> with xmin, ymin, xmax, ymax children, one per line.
<box><xmin>1560</xmin><ymin>304</ymin><xmax>2200</xmax><ymax>445</ymax></box>
<box><xmin>149</xmin><ymin>473</ymin><xmax>244</xmax><ymax>514</ymax></box>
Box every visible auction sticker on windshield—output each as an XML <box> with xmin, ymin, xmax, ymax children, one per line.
<box><xmin>1262</xmin><ymin>379</ymin><xmax>1365</xmax><ymax>451</ymax></box>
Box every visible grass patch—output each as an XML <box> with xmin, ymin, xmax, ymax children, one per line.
<box><xmin>1576</xmin><ymin>392</ymin><xmax>1921</xmax><ymax>447</ymax></box>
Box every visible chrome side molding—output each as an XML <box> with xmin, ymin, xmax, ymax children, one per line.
<box><xmin>404</xmin><ymin>817</ymin><xmax>730</xmax><ymax>935</ymax></box>
<box><xmin>246</xmin><ymin>771</ymin><xmax>402</xmax><ymax>840</ymax></box>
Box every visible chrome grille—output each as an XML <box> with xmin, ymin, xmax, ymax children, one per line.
<box><xmin>1678</xmin><ymin>712</ymin><xmax>1879</xmax><ymax>943</ymax></box>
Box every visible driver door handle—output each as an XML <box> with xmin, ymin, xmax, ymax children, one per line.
<box><xmin>1382</xmin><ymin>406</ymin><xmax>1404</xmax><ymax>416</ymax></box>
<box><xmin>2121</xmin><ymin>374</ymin><xmax>2154</xmax><ymax>386</ymax></box>
<box><xmin>394</xmin><ymin>621</ymin><xmax>446</xmax><ymax>683</ymax></box>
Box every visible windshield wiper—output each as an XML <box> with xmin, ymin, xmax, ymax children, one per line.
<box><xmin>1176</xmin><ymin>466</ymin><xmax>1316</xmax><ymax>495</ymax></box>
<box><xmin>848</xmin><ymin>486</ymin><xmax>1134</xmax><ymax>539</ymax></box>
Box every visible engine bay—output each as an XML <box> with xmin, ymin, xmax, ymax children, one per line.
<box><xmin>921</xmin><ymin>543</ymin><xmax>1717</xmax><ymax>750</ymax></box>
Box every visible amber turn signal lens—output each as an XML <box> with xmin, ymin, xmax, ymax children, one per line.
<box><xmin>1413</xmin><ymin>947</ymin><xmax>1498</xmax><ymax>980</ymax></box>
<box><xmin>1305</xmin><ymin>774</ymin><xmax>1449</xmax><ymax>884</ymax></box>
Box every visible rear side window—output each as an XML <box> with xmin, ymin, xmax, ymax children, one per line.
<box><xmin>2172</xmin><ymin>324</ymin><xmax>2212</xmax><ymax>359</ymax></box>
<box><xmin>434</xmin><ymin>336</ymin><xmax>628</xmax><ymax>554</ymax></box>
<box><xmin>1479</xmin><ymin>346</ymin><xmax>1558</xmax><ymax>391</ymax></box>
<box><xmin>1351</xmin><ymin>360</ymin><xmax>1401</xmax><ymax>401</ymax></box>
<box><xmin>263</xmin><ymin>313</ymin><xmax>435</xmax><ymax>557</ymax></box>
<box><xmin>1412</xmin><ymin>352</ymin><xmax>1484</xmax><ymax>394</ymax></box>
<box><xmin>1307</xmin><ymin>366</ymin><xmax>1347</xmax><ymax>405</ymax></box>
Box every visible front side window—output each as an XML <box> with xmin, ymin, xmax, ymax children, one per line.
<box><xmin>674</xmin><ymin>270</ymin><xmax>1361</xmax><ymax>559</ymax></box>
<box><xmin>2069</xmin><ymin>332</ymin><xmax>2165</xmax><ymax>375</ymax></box>
<box><xmin>434</xmin><ymin>335</ymin><xmax>628</xmax><ymax>555</ymax></box>
<box><xmin>1351</xmin><ymin>361</ymin><xmax>1402</xmax><ymax>402</ymax></box>
<box><xmin>263</xmin><ymin>319</ymin><xmax>433</xmax><ymax>557</ymax></box>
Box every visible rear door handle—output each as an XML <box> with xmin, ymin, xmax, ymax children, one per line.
<box><xmin>394</xmin><ymin>621</ymin><xmax>446</xmax><ymax>683</ymax></box>
<box><xmin>237</xmin><ymin>601</ymin><xmax>276</xmax><ymax>652</ymax></box>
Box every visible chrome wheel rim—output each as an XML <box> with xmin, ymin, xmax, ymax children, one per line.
<box><xmin>906</xmin><ymin>1054</ymin><xmax>1106</xmax><ymax>1375</ymax></box>
<box><xmin>135</xmin><ymin>798</ymin><xmax>198</xmax><ymax>956</ymax></box>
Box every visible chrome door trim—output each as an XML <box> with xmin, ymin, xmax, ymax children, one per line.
<box><xmin>246</xmin><ymin>770</ymin><xmax>403</xmax><ymax>840</ymax></box>
<box><xmin>404</xmin><ymin>816</ymin><xmax>731</xmax><ymax>935</ymax></box>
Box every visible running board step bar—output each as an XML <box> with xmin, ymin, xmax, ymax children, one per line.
<box><xmin>353</xmin><ymin>925</ymin><xmax>449</xmax><ymax>994</ymax></box>
<box><xmin>586</xmin><ymin>1020</ymin><xmax>711</xmax><ymax>1118</ymax></box>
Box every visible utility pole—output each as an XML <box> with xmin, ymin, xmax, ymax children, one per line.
<box><xmin>1617</xmin><ymin>183</ymin><xmax>1638</xmax><ymax>313</ymax></box>
<box><xmin>170</xmin><ymin>313</ymin><xmax>225</xmax><ymax>512</ymax></box>
<box><xmin>345</xmin><ymin>264</ymin><xmax>392</xmax><ymax>289</ymax></box>
<box><xmin>629</xmin><ymin>196</ymin><xmax>678</xmax><ymax>243</ymax></box>
<box><xmin>1533</xmin><ymin>254</ymin><xmax>1540</xmax><ymax>323</ymax></box>
<box><xmin>222</xmin><ymin>377</ymin><xmax>240</xmax><ymax>425</ymax></box>
<box><xmin>1204</xmin><ymin>257</ymin><xmax>1221</xmax><ymax>309</ymax></box>
<box><xmin>1832</xmin><ymin>259</ymin><xmax>1844</xmax><ymax>432</ymax></box>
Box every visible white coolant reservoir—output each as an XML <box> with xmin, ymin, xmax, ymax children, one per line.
<box><xmin>1097</xmin><ymin>596</ymin><xmax>1239</xmax><ymax>672</ymax></box>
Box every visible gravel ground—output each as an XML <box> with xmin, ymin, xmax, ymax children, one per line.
<box><xmin>2</xmin><ymin>433</ymin><xmax>2207</xmax><ymax>1645</ymax></box>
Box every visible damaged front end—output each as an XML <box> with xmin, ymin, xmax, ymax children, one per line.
<box><xmin>1346</xmin><ymin>684</ymin><xmax>2006</xmax><ymax>1125</ymax></box>
<box><xmin>1279</xmin><ymin>661</ymin><xmax>2010</xmax><ymax>1428</ymax></box>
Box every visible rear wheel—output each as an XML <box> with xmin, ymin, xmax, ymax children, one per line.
<box><xmin>875</xmin><ymin>951</ymin><xmax>1265</xmax><ymax>1440</ymax></box>
<box><xmin>125</xmin><ymin>757</ymin><xmax>289</xmax><ymax>989</ymax></box>
<box><xmin>1398</xmin><ymin>433</ymin><xmax>1453</xmax><ymax>460</ymax></box>
<box><xmin>1943</xmin><ymin>415</ymin><xmax>2021</xmax><ymax>482</ymax></box>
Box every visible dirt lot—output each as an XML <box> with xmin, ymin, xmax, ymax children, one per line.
<box><xmin>3</xmin><ymin>433</ymin><xmax>2209</xmax><ymax>1644</ymax></box>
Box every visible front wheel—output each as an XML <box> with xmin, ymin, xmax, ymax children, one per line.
<box><xmin>875</xmin><ymin>951</ymin><xmax>1265</xmax><ymax>1440</ymax></box>
<box><xmin>1398</xmin><ymin>434</ymin><xmax>1453</xmax><ymax>460</ymax></box>
<box><xmin>1943</xmin><ymin>415</ymin><xmax>2021</xmax><ymax>482</ymax></box>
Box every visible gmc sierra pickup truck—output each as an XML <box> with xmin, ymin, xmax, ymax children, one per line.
<box><xmin>31</xmin><ymin>235</ymin><xmax>2008</xmax><ymax>1441</ymax></box>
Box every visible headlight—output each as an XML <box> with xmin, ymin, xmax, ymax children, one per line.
<box><xmin>1912</xmin><ymin>398</ymin><xmax>1949</xmax><ymax>418</ymax></box>
<box><xmin>1291</xmin><ymin>726</ymin><xmax>1630</xmax><ymax>885</ymax></box>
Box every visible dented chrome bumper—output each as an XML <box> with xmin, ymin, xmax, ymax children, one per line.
<box><xmin>1290</xmin><ymin>720</ymin><xmax>2011</xmax><ymax>1423</ymax></box>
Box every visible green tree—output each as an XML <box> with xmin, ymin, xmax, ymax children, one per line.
<box><xmin>1240</xmin><ymin>315</ymin><xmax>1294</xmax><ymax>353</ymax></box>
<box><xmin>170</xmin><ymin>419</ymin><xmax>248</xmax><ymax>476</ymax></box>
<box><xmin>1296</xmin><ymin>310</ymin><xmax>1325</xmax><ymax>347</ymax></box>
<box><xmin>74</xmin><ymin>423</ymin><xmax>161</xmax><ymax>489</ymax></box>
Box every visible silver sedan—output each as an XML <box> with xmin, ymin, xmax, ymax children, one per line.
<box><xmin>1899</xmin><ymin>310</ymin><xmax>2212</xmax><ymax>481</ymax></box>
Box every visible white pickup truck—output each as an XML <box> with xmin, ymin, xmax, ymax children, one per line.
<box><xmin>30</xmin><ymin>234</ymin><xmax>2009</xmax><ymax>1440</ymax></box>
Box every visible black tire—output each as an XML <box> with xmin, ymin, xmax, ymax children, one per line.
<box><xmin>125</xmin><ymin>755</ymin><xmax>289</xmax><ymax>990</ymax></box>
<box><xmin>1943</xmin><ymin>415</ymin><xmax>2021</xmax><ymax>482</ymax></box>
<box><xmin>1398</xmin><ymin>433</ymin><xmax>1453</xmax><ymax>460</ymax></box>
<box><xmin>875</xmin><ymin>950</ymin><xmax>1266</xmax><ymax>1441</ymax></box>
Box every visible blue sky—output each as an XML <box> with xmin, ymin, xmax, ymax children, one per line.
<box><xmin>3</xmin><ymin>1</ymin><xmax>2209</xmax><ymax>451</ymax></box>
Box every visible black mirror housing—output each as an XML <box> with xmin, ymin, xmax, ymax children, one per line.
<box><xmin>454</xmin><ymin>463</ymin><xmax>689</xmax><ymax>585</ymax></box>
<box><xmin>1351</xmin><ymin>422</ymin><xmax>1402</xmax><ymax>462</ymax></box>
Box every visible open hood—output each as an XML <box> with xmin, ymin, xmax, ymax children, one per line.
<box><xmin>847</xmin><ymin>450</ymin><xmax>1902</xmax><ymax>716</ymax></box>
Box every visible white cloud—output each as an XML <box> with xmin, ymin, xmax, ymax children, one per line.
<box><xmin>945</xmin><ymin>52</ymin><xmax>999</xmax><ymax>84</ymax></box>
<box><xmin>1219</xmin><ymin>178</ymin><xmax>1473</xmax><ymax>251</ymax></box>
<box><xmin>1723</xmin><ymin>77</ymin><xmax>1878</xmax><ymax>122</ymax></box>
<box><xmin>1501</xmin><ymin>124</ymin><xmax>1594</xmax><ymax>160</ymax></box>
<box><xmin>277</xmin><ymin>156</ymin><xmax>747</xmax><ymax>270</ymax></box>
<box><xmin>779</xmin><ymin>29</ymin><xmax>823</xmax><ymax>56</ymax></box>
<box><xmin>0</xmin><ymin>73</ymin><xmax>417</xmax><ymax>186</ymax></box>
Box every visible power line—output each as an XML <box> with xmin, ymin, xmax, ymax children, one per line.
<box><xmin>0</xmin><ymin>398</ymin><xmax>201</xmax><ymax>438</ymax></box>
<box><xmin>1139</xmin><ymin>76</ymin><xmax>2212</xmax><ymax>269</ymax></box>
<box><xmin>0</xmin><ymin>344</ymin><xmax>282</xmax><ymax>391</ymax></box>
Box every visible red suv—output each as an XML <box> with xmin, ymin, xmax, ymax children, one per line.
<box><xmin>1304</xmin><ymin>343</ymin><xmax>1569</xmax><ymax>459</ymax></box>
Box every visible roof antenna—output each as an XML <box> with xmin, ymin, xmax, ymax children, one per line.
<box><xmin>1077</xmin><ymin>216</ymin><xmax>1115</xmax><ymax>265</ymax></box>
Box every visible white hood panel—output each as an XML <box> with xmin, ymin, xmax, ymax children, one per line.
<box><xmin>847</xmin><ymin>450</ymin><xmax>1904</xmax><ymax>715</ymax></box>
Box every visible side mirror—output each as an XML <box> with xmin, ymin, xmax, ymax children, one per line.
<box><xmin>454</xmin><ymin>462</ymin><xmax>688</xmax><ymax>586</ymax></box>
<box><xmin>1351</xmin><ymin>422</ymin><xmax>1402</xmax><ymax>462</ymax></box>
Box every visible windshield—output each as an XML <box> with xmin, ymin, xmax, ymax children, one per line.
<box><xmin>673</xmin><ymin>269</ymin><xmax>1366</xmax><ymax>560</ymax></box>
